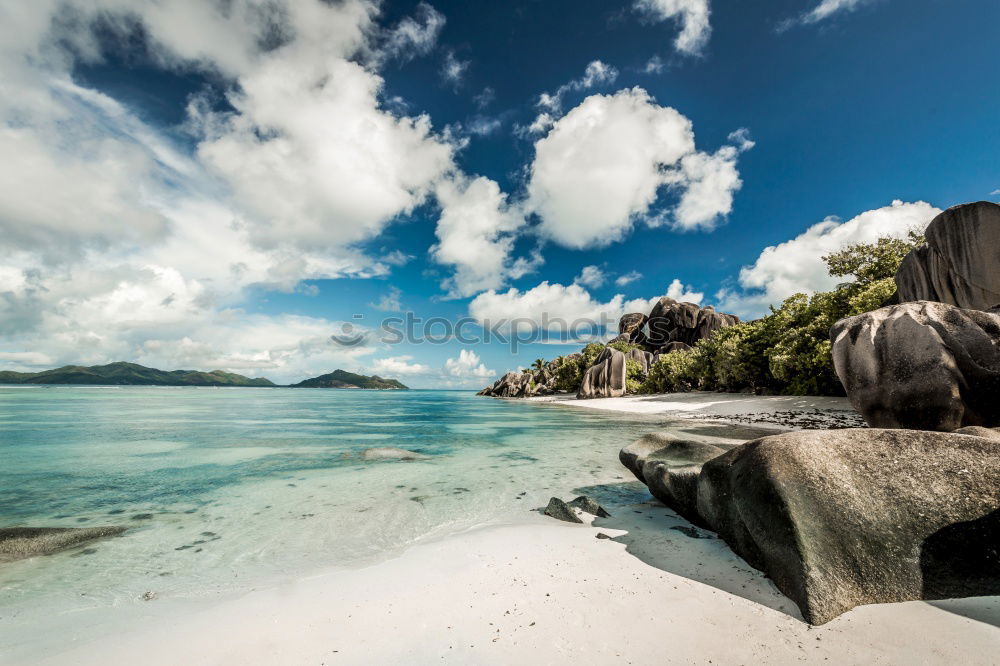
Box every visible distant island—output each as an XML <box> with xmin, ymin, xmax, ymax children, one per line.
<box><xmin>0</xmin><ymin>362</ymin><xmax>275</xmax><ymax>387</ymax></box>
<box><xmin>289</xmin><ymin>369</ymin><xmax>408</xmax><ymax>390</ymax></box>
<box><xmin>0</xmin><ymin>363</ymin><xmax>409</xmax><ymax>389</ymax></box>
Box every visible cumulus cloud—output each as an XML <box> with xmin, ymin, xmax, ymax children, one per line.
<box><xmin>632</xmin><ymin>0</ymin><xmax>712</xmax><ymax>56</ymax></box>
<box><xmin>0</xmin><ymin>0</ymin><xmax>471</xmax><ymax>381</ymax></box>
<box><xmin>431</xmin><ymin>175</ymin><xmax>532</xmax><ymax>298</ymax></box>
<box><xmin>527</xmin><ymin>88</ymin><xmax>751</xmax><ymax>248</ymax></box>
<box><xmin>574</xmin><ymin>266</ymin><xmax>607</xmax><ymax>289</ymax></box>
<box><xmin>363</xmin><ymin>350</ymin><xmax>494</xmax><ymax>387</ymax></box>
<box><xmin>444</xmin><ymin>349</ymin><xmax>494</xmax><ymax>379</ymax></box>
<box><xmin>717</xmin><ymin>200</ymin><xmax>940</xmax><ymax>318</ymax></box>
<box><xmin>468</xmin><ymin>281</ymin><xmax>661</xmax><ymax>335</ymax></box>
<box><xmin>370</xmin><ymin>355</ymin><xmax>431</xmax><ymax>376</ymax></box>
<box><xmin>523</xmin><ymin>60</ymin><xmax>619</xmax><ymax>135</ymax></box>
<box><xmin>664</xmin><ymin>278</ymin><xmax>704</xmax><ymax>303</ymax></box>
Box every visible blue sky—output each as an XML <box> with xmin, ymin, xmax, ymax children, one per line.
<box><xmin>0</xmin><ymin>0</ymin><xmax>997</xmax><ymax>386</ymax></box>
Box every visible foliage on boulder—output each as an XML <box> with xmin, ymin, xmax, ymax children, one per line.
<box><xmin>638</xmin><ymin>232</ymin><xmax>926</xmax><ymax>396</ymax></box>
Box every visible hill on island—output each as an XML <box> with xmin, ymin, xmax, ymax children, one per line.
<box><xmin>289</xmin><ymin>369</ymin><xmax>408</xmax><ymax>390</ymax></box>
<box><xmin>0</xmin><ymin>362</ymin><xmax>275</xmax><ymax>387</ymax></box>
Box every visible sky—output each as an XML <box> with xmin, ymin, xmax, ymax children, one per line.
<box><xmin>0</xmin><ymin>0</ymin><xmax>997</xmax><ymax>387</ymax></box>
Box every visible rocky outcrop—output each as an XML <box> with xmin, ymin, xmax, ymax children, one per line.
<box><xmin>544</xmin><ymin>496</ymin><xmax>611</xmax><ymax>523</ymax></box>
<box><xmin>645</xmin><ymin>298</ymin><xmax>739</xmax><ymax>352</ymax></box>
<box><xmin>894</xmin><ymin>201</ymin><xmax>1000</xmax><ymax>310</ymax></box>
<box><xmin>622</xmin><ymin>428</ymin><xmax>1000</xmax><ymax>624</ymax></box>
<box><xmin>478</xmin><ymin>371</ymin><xmax>535</xmax><ymax>398</ymax></box>
<box><xmin>830</xmin><ymin>301</ymin><xmax>1000</xmax><ymax>431</ymax></box>
<box><xmin>627</xmin><ymin>348</ymin><xmax>654</xmax><ymax>375</ymax></box>
<box><xmin>577</xmin><ymin>348</ymin><xmax>626</xmax><ymax>399</ymax></box>
<box><xmin>618</xmin><ymin>313</ymin><xmax>648</xmax><ymax>340</ymax></box>
<box><xmin>0</xmin><ymin>526</ymin><xmax>128</xmax><ymax>562</ymax></box>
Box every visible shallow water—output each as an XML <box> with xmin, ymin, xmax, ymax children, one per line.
<box><xmin>0</xmin><ymin>386</ymin><xmax>674</xmax><ymax>647</ymax></box>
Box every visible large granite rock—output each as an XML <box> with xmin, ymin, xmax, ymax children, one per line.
<box><xmin>695</xmin><ymin>429</ymin><xmax>1000</xmax><ymax>624</ymax></box>
<box><xmin>627</xmin><ymin>348</ymin><xmax>654</xmax><ymax>376</ymax></box>
<box><xmin>618</xmin><ymin>313</ymin><xmax>648</xmax><ymax>339</ymax></box>
<box><xmin>0</xmin><ymin>526</ymin><xmax>128</xmax><ymax>563</ymax></box>
<box><xmin>577</xmin><ymin>347</ymin><xmax>627</xmax><ymax>399</ymax></box>
<box><xmin>831</xmin><ymin>301</ymin><xmax>1000</xmax><ymax>431</ymax></box>
<box><xmin>645</xmin><ymin>298</ymin><xmax>739</xmax><ymax>351</ymax></box>
<box><xmin>894</xmin><ymin>201</ymin><xmax>1000</xmax><ymax>310</ymax></box>
<box><xmin>619</xmin><ymin>433</ymin><xmax>733</xmax><ymax>483</ymax></box>
<box><xmin>478</xmin><ymin>371</ymin><xmax>536</xmax><ymax>398</ymax></box>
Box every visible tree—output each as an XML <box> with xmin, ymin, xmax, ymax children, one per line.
<box><xmin>531</xmin><ymin>358</ymin><xmax>546</xmax><ymax>372</ymax></box>
<box><xmin>822</xmin><ymin>231</ymin><xmax>924</xmax><ymax>287</ymax></box>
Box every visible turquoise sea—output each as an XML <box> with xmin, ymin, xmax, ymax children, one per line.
<box><xmin>0</xmin><ymin>386</ymin><xmax>670</xmax><ymax>656</ymax></box>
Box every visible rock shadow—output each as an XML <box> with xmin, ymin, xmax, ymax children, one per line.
<box><xmin>573</xmin><ymin>481</ymin><xmax>802</xmax><ymax>620</ymax></box>
<box><xmin>920</xmin><ymin>508</ymin><xmax>1000</xmax><ymax>628</ymax></box>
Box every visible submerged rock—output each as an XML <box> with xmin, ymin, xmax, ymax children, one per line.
<box><xmin>359</xmin><ymin>447</ymin><xmax>431</xmax><ymax>461</ymax></box>
<box><xmin>894</xmin><ymin>201</ymin><xmax>1000</xmax><ymax>310</ymax></box>
<box><xmin>625</xmin><ymin>428</ymin><xmax>1000</xmax><ymax>624</ymax></box>
<box><xmin>0</xmin><ymin>526</ymin><xmax>128</xmax><ymax>563</ymax></box>
<box><xmin>831</xmin><ymin>301</ymin><xmax>1000</xmax><ymax>431</ymax></box>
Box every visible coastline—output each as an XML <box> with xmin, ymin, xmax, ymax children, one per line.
<box><xmin>526</xmin><ymin>391</ymin><xmax>865</xmax><ymax>429</ymax></box>
<box><xmin>18</xmin><ymin>392</ymin><xmax>998</xmax><ymax>665</ymax></box>
<box><xmin>37</xmin><ymin>511</ymin><xmax>1000</xmax><ymax>665</ymax></box>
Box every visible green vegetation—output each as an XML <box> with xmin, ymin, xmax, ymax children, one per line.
<box><xmin>0</xmin><ymin>362</ymin><xmax>275</xmax><ymax>386</ymax></box>
<box><xmin>639</xmin><ymin>233</ymin><xmax>924</xmax><ymax>396</ymax></box>
<box><xmin>290</xmin><ymin>369</ymin><xmax>408</xmax><ymax>389</ymax></box>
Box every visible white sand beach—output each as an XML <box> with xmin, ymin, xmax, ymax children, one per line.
<box><xmin>39</xmin><ymin>510</ymin><xmax>1000</xmax><ymax>666</ymax></box>
<box><xmin>28</xmin><ymin>392</ymin><xmax>999</xmax><ymax>666</ymax></box>
<box><xmin>528</xmin><ymin>391</ymin><xmax>863</xmax><ymax>428</ymax></box>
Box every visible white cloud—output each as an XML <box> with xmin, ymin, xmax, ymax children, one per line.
<box><xmin>523</xmin><ymin>60</ymin><xmax>619</xmax><ymax>135</ymax></box>
<box><xmin>615</xmin><ymin>271</ymin><xmax>643</xmax><ymax>287</ymax></box>
<box><xmin>0</xmin><ymin>0</ymin><xmax>474</xmax><ymax>383</ymax></box>
<box><xmin>717</xmin><ymin>200</ymin><xmax>940</xmax><ymax>318</ymax></box>
<box><xmin>633</xmin><ymin>0</ymin><xmax>712</xmax><ymax>56</ymax></box>
<box><xmin>444</xmin><ymin>349</ymin><xmax>494</xmax><ymax>379</ymax></box>
<box><xmin>379</xmin><ymin>2</ymin><xmax>445</xmax><ymax>63</ymax></box>
<box><xmin>370</xmin><ymin>355</ymin><xmax>431</xmax><ymax>376</ymax></box>
<box><xmin>474</xmin><ymin>87</ymin><xmax>496</xmax><ymax>109</ymax></box>
<box><xmin>467</xmin><ymin>116</ymin><xmax>503</xmax><ymax>136</ymax></box>
<box><xmin>431</xmin><ymin>175</ymin><xmax>531</xmax><ymax>298</ymax></box>
<box><xmin>441</xmin><ymin>50</ymin><xmax>469</xmax><ymax>87</ymax></box>
<box><xmin>643</xmin><ymin>55</ymin><xmax>665</xmax><ymax>74</ymax></box>
<box><xmin>991</xmin><ymin>189</ymin><xmax>1000</xmax><ymax>196</ymax></box>
<box><xmin>664</xmin><ymin>278</ymin><xmax>704</xmax><ymax>303</ymax></box>
<box><xmin>371</xmin><ymin>287</ymin><xmax>404</xmax><ymax>312</ymax></box>
<box><xmin>574</xmin><ymin>266</ymin><xmax>607</xmax><ymax>289</ymax></box>
<box><xmin>781</xmin><ymin>0</ymin><xmax>874</xmax><ymax>30</ymax></box>
<box><xmin>468</xmin><ymin>282</ymin><xmax>661</xmax><ymax>334</ymax></box>
<box><xmin>527</xmin><ymin>88</ymin><xmax>751</xmax><ymax>248</ymax></box>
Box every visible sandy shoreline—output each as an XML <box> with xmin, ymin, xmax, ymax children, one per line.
<box><xmin>18</xmin><ymin>393</ymin><xmax>1000</xmax><ymax>664</ymax></box>
<box><xmin>527</xmin><ymin>391</ymin><xmax>866</xmax><ymax>429</ymax></box>
<box><xmin>38</xmin><ymin>511</ymin><xmax>1000</xmax><ymax>665</ymax></box>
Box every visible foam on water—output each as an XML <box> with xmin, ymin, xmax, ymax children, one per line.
<box><xmin>0</xmin><ymin>386</ymin><xmax>669</xmax><ymax>653</ymax></box>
